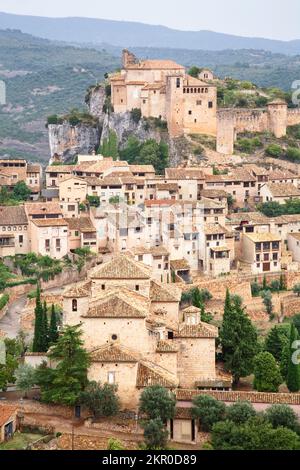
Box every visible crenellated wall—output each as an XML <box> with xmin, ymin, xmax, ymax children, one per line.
<box><xmin>217</xmin><ymin>102</ymin><xmax>300</xmax><ymax>155</ymax></box>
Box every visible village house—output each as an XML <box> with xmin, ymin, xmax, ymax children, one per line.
<box><xmin>30</xmin><ymin>218</ymin><xmax>69</xmax><ymax>259</ymax></box>
<box><xmin>65</xmin><ymin>217</ymin><xmax>98</xmax><ymax>253</ymax></box>
<box><xmin>0</xmin><ymin>404</ymin><xmax>18</xmax><ymax>443</ymax></box>
<box><xmin>45</xmin><ymin>165</ymin><xmax>75</xmax><ymax>189</ymax></box>
<box><xmin>0</xmin><ymin>205</ymin><xmax>29</xmax><ymax>257</ymax></box>
<box><xmin>132</xmin><ymin>245</ymin><xmax>171</xmax><ymax>282</ymax></box>
<box><xmin>0</xmin><ymin>159</ymin><xmax>42</xmax><ymax>200</ymax></box>
<box><xmin>260</xmin><ymin>182</ymin><xmax>300</xmax><ymax>204</ymax></box>
<box><xmin>62</xmin><ymin>254</ymin><xmax>230</xmax><ymax>412</ymax></box>
<box><xmin>241</xmin><ymin>232</ymin><xmax>282</xmax><ymax>274</ymax></box>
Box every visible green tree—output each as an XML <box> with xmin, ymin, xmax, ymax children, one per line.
<box><xmin>0</xmin><ymin>341</ymin><xmax>18</xmax><ymax>391</ymax></box>
<box><xmin>188</xmin><ymin>66</ymin><xmax>201</xmax><ymax>78</ymax></box>
<box><xmin>253</xmin><ymin>352</ymin><xmax>283</xmax><ymax>392</ymax></box>
<box><xmin>286</xmin><ymin>324</ymin><xmax>300</xmax><ymax>392</ymax></box>
<box><xmin>192</xmin><ymin>395</ymin><xmax>226</xmax><ymax>432</ymax></box>
<box><xmin>225</xmin><ymin>401</ymin><xmax>256</xmax><ymax>425</ymax></box>
<box><xmin>35</xmin><ymin>325</ymin><xmax>90</xmax><ymax>405</ymax></box>
<box><xmin>15</xmin><ymin>364</ymin><xmax>36</xmax><ymax>398</ymax></box>
<box><xmin>265</xmin><ymin>144</ymin><xmax>282</xmax><ymax>158</ymax></box>
<box><xmin>32</xmin><ymin>286</ymin><xmax>45</xmax><ymax>353</ymax></box>
<box><xmin>139</xmin><ymin>386</ymin><xmax>176</xmax><ymax>422</ymax></box>
<box><xmin>293</xmin><ymin>284</ymin><xmax>300</xmax><ymax>297</ymax></box>
<box><xmin>261</xmin><ymin>290</ymin><xmax>274</xmax><ymax>319</ymax></box>
<box><xmin>49</xmin><ymin>304</ymin><xmax>59</xmax><ymax>344</ymax></box>
<box><xmin>265</xmin><ymin>404</ymin><xmax>300</xmax><ymax>433</ymax></box>
<box><xmin>107</xmin><ymin>438</ymin><xmax>125</xmax><ymax>450</ymax></box>
<box><xmin>100</xmin><ymin>130</ymin><xmax>119</xmax><ymax>159</ymax></box>
<box><xmin>41</xmin><ymin>300</ymin><xmax>49</xmax><ymax>351</ymax></box>
<box><xmin>220</xmin><ymin>290</ymin><xmax>259</xmax><ymax>384</ymax></box>
<box><xmin>80</xmin><ymin>381</ymin><xmax>120</xmax><ymax>418</ymax></box>
<box><xmin>142</xmin><ymin>418</ymin><xmax>169</xmax><ymax>450</ymax></box>
<box><xmin>264</xmin><ymin>324</ymin><xmax>290</xmax><ymax>362</ymax></box>
<box><xmin>293</xmin><ymin>314</ymin><xmax>300</xmax><ymax>336</ymax></box>
<box><xmin>12</xmin><ymin>181</ymin><xmax>31</xmax><ymax>201</ymax></box>
<box><xmin>211</xmin><ymin>416</ymin><xmax>300</xmax><ymax>450</ymax></box>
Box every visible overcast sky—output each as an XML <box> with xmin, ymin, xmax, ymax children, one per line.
<box><xmin>1</xmin><ymin>0</ymin><xmax>299</xmax><ymax>40</ymax></box>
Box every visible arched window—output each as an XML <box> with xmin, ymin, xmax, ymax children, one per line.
<box><xmin>72</xmin><ymin>299</ymin><xmax>78</xmax><ymax>312</ymax></box>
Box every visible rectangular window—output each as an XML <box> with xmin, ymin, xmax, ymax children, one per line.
<box><xmin>108</xmin><ymin>372</ymin><xmax>115</xmax><ymax>385</ymax></box>
<box><xmin>208</xmin><ymin>101</ymin><xmax>213</xmax><ymax>108</ymax></box>
<box><xmin>176</xmin><ymin>78</ymin><xmax>181</xmax><ymax>88</ymax></box>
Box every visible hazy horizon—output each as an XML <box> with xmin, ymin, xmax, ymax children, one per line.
<box><xmin>1</xmin><ymin>0</ymin><xmax>299</xmax><ymax>41</ymax></box>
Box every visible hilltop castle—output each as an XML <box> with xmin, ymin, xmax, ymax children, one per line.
<box><xmin>110</xmin><ymin>50</ymin><xmax>300</xmax><ymax>154</ymax></box>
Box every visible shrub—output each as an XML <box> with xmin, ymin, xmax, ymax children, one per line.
<box><xmin>130</xmin><ymin>108</ymin><xmax>142</xmax><ymax>124</ymax></box>
<box><xmin>192</xmin><ymin>395</ymin><xmax>226</xmax><ymax>432</ymax></box>
<box><xmin>0</xmin><ymin>293</ymin><xmax>9</xmax><ymax>311</ymax></box>
<box><xmin>107</xmin><ymin>438</ymin><xmax>125</xmax><ymax>450</ymax></box>
<box><xmin>286</xmin><ymin>147</ymin><xmax>300</xmax><ymax>162</ymax></box>
<box><xmin>265</xmin><ymin>144</ymin><xmax>282</xmax><ymax>158</ymax></box>
<box><xmin>225</xmin><ymin>401</ymin><xmax>256</xmax><ymax>425</ymax></box>
<box><xmin>80</xmin><ymin>381</ymin><xmax>120</xmax><ymax>418</ymax></box>
<box><xmin>142</xmin><ymin>418</ymin><xmax>169</xmax><ymax>450</ymax></box>
<box><xmin>265</xmin><ymin>404</ymin><xmax>300</xmax><ymax>433</ymax></box>
<box><xmin>253</xmin><ymin>352</ymin><xmax>283</xmax><ymax>392</ymax></box>
<box><xmin>139</xmin><ymin>386</ymin><xmax>176</xmax><ymax>422</ymax></box>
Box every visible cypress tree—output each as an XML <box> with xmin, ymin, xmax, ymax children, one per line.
<box><xmin>41</xmin><ymin>300</ymin><xmax>49</xmax><ymax>352</ymax></box>
<box><xmin>220</xmin><ymin>290</ymin><xmax>259</xmax><ymax>384</ymax></box>
<box><xmin>286</xmin><ymin>324</ymin><xmax>300</xmax><ymax>393</ymax></box>
<box><xmin>49</xmin><ymin>304</ymin><xmax>59</xmax><ymax>344</ymax></box>
<box><xmin>32</xmin><ymin>286</ymin><xmax>44</xmax><ymax>352</ymax></box>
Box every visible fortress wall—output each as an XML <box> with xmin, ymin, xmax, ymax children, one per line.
<box><xmin>287</xmin><ymin>108</ymin><xmax>300</xmax><ymax>126</ymax></box>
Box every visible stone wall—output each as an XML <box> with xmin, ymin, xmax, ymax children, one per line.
<box><xmin>176</xmin><ymin>389</ymin><xmax>300</xmax><ymax>405</ymax></box>
<box><xmin>58</xmin><ymin>433</ymin><xmax>139</xmax><ymax>450</ymax></box>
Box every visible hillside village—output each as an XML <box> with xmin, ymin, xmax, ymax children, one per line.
<box><xmin>1</xmin><ymin>50</ymin><xmax>300</xmax><ymax>451</ymax></box>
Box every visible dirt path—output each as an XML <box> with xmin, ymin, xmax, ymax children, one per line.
<box><xmin>0</xmin><ymin>286</ymin><xmax>65</xmax><ymax>339</ymax></box>
<box><xmin>0</xmin><ymin>293</ymin><xmax>27</xmax><ymax>338</ymax></box>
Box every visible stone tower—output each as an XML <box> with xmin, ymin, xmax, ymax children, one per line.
<box><xmin>165</xmin><ymin>76</ymin><xmax>184</xmax><ymax>137</ymax></box>
<box><xmin>122</xmin><ymin>49</ymin><xmax>138</xmax><ymax>69</ymax></box>
<box><xmin>267</xmin><ymin>100</ymin><xmax>288</xmax><ymax>138</ymax></box>
<box><xmin>216</xmin><ymin>110</ymin><xmax>235</xmax><ymax>155</ymax></box>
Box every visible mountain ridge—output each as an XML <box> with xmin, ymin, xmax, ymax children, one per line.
<box><xmin>0</xmin><ymin>11</ymin><xmax>300</xmax><ymax>55</ymax></box>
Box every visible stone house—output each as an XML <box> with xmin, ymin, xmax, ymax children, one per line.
<box><xmin>241</xmin><ymin>232</ymin><xmax>281</xmax><ymax>274</ymax></box>
<box><xmin>65</xmin><ymin>217</ymin><xmax>98</xmax><ymax>253</ymax></box>
<box><xmin>0</xmin><ymin>404</ymin><xmax>18</xmax><ymax>443</ymax></box>
<box><xmin>260</xmin><ymin>182</ymin><xmax>300</xmax><ymax>205</ymax></box>
<box><xmin>30</xmin><ymin>218</ymin><xmax>69</xmax><ymax>259</ymax></box>
<box><xmin>0</xmin><ymin>205</ymin><xmax>29</xmax><ymax>257</ymax></box>
<box><xmin>63</xmin><ymin>254</ymin><xmax>229</xmax><ymax>410</ymax></box>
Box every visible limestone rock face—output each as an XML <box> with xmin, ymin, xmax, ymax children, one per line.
<box><xmin>101</xmin><ymin>111</ymin><xmax>163</xmax><ymax>149</ymax></box>
<box><xmin>86</xmin><ymin>85</ymin><xmax>106</xmax><ymax>120</ymax></box>
<box><xmin>48</xmin><ymin>122</ymin><xmax>101</xmax><ymax>162</ymax></box>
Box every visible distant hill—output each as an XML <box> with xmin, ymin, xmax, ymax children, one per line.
<box><xmin>0</xmin><ymin>29</ymin><xmax>119</xmax><ymax>162</ymax></box>
<box><xmin>0</xmin><ymin>11</ymin><xmax>300</xmax><ymax>55</ymax></box>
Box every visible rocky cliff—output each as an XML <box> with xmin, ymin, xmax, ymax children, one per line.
<box><xmin>85</xmin><ymin>85</ymin><xmax>106</xmax><ymax>120</ymax></box>
<box><xmin>101</xmin><ymin>112</ymin><xmax>165</xmax><ymax>149</ymax></box>
<box><xmin>48</xmin><ymin>122</ymin><xmax>101</xmax><ymax>162</ymax></box>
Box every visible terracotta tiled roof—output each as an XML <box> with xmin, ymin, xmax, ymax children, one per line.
<box><xmin>244</xmin><ymin>232</ymin><xmax>281</xmax><ymax>242</ymax></box>
<box><xmin>200</xmin><ymin>189</ymin><xmax>228</xmax><ymax>198</ymax></box>
<box><xmin>156</xmin><ymin>340</ymin><xmax>178</xmax><ymax>353</ymax></box>
<box><xmin>90</xmin><ymin>343</ymin><xmax>138</xmax><ymax>363</ymax></box>
<box><xmin>0</xmin><ymin>404</ymin><xmax>18</xmax><ymax>427</ymax></box>
<box><xmin>174</xmin><ymin>407</ymin><xmax>193</xmax><ymax>420</ymax></box>
<box><xmin>156</xmin><ymin>183</ymin><xmax>178</xmax><ymax>191</ymax></box>
<box><xmin>25</xmin><ymin>202</ymin><xmax>62</xmax><ymax>216</ymax></box>
<box><xmin>46</xmin><ymin>165</ymin><xmax>75</xmax><ymax>173</ymax></box>
<box><xmin>31</xmin><ymin>218</ymin><xmax>68</xmax><ymax>228</ymax></box>
<box><xmin>175</xmin><ymin>322</ymin><xmax>218</xmax><ymax>339</ymax></box>
<box><xmin>65</xmin><ymin>217</ymin><xmax>96</xmax><ymax>233</ymax></box>
<box><xmin>136</xmin><ymin>362</ymin><xmax>178</xmax><ymax>388</ymax></box>
<box><xmin>176</xmin><ymin>390</ymin><xmax>300</xmax><ymax>405</ymax></box>
<box><xmin>90</xmin><ymin>254</ymin><xmax>151</xmax><ymax>279</ymax></box>
<box><xmin>64</xmin><ymin>280</ymin><xmax>92</xmax><ymax>298</ymax></box>
<box><xmin>182</xmin><ymin>306</ymin><xmax>201</xmax><ymax>314</ymax></box>
<box><xmin>165</xmin><ymin>168</ymin><xmax>206</xmax><ymax>180</ymax></box>
<box><xmin>133</xmin><ymin>245</ymin><xmax>169</xmax><ymax>256</ymax></box>
<box><xmin>150</xmin><ymin>280</ymin><xmax>182</xmax><ymax>302</ymax></box>
<box><xmin>0</xmin><ymin>205</ymin><xmax>28</xmax><ymax>225</ymax></box>
<box><xmin>268</xmin><ymin>169</ymin><xmax>296</xmax><ymax>180</ymax></box>
<box><xmin>129</xmin><ymin>165</ymin><xmax>155</xmax><ymax>174</ymax></box>
<box><xmin>83</xmin><ymin>289</ymin><xmax>149</xmax><ymax>318</ymax></box>
<box><xmin>265</xmin><ymin>182</ymin><xmax>300</xmax><ymax>197</ymax></box>
<box><xmin>128</xmin><ymin>59</ymin><xmax>184</xmax><ymax>71</ymax></box>
<box><xmin>204</xmin><ymin>224</ymin><xmax>227</xmax><ymax>235</ymax></box>
<box><xmin>27</xmin><ymin>164</ymin><xmax>41</xmax><ymax>173</ymax></box>
<box><xmin>170</xmin><ymin>259</ymin><xmax>190</xmax><ymax>271</ymax></box>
